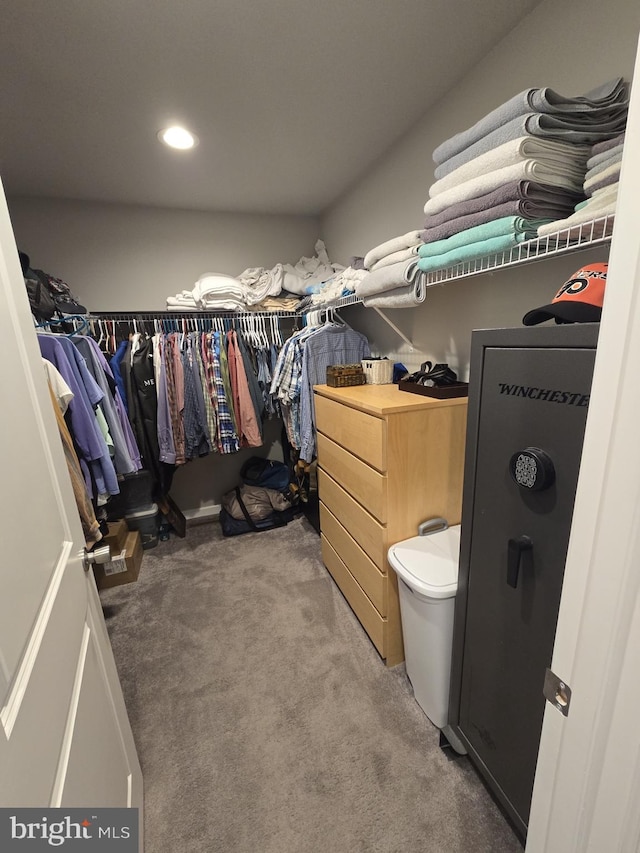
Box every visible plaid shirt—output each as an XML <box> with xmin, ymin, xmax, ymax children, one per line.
<box><xmin>212</xmin><ymin>332</ymin><xmax>240</xmax><ymax>454</ymax></box>
<box><xmin>199</xmin><ymin>333</ymin><xmax>219</xmax><ymax>449</ymax></box>
<box><xmin>182</xmin><ymin>338</ymin><xmax>211</xmax><ymax>460</ymax></box>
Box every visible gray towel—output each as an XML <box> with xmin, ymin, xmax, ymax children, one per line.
<box><xmin>355</xmin><ymin>260</ymin><xmax>419</xmax><ymax>299</ymax></box>
<box><xmin>434</xmin><ymin>111</ymin><xmax>627</xmax><ymax>180</ymax></box>
<box><xmin>422</xmin><ymin>180</ymin><xmax>582</xmax><ymax>229</ymax></box>
<box><xmin>362</xmin><ymin>278</ymin><xmax>426</xmax><ymax>308</ymax></box>
<box><xmin>433</xmin><ymin>78</ymin><xmax>627</xmax><ymax>165</ymax></box>
<box><xmin>584</xmin><ymin>150</ymin><xmax>623</xmax><ymax>183</ymax></box>
<box><xmin>591</xmin><ymin>131</ymin><xmax>626</xmax><ymax>157</ymax></box>
<box><xmin>586</xmin><ymin>142</ymin><xmax>624</xmax><ymax>171</ymax></box>
<box><xmin>421</xmin><ymin>198</ymin><xmax>576</xmax><ymax>243</ymax></box>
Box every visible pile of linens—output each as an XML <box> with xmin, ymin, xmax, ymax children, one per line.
<box><xmin>354</xmin><ymin>230</ymin><xmax>426</xmax><ymax>308</ymax></box>
<box><xmin>165</xmin><ymin>240</ymin><xmax>344</xmax><ymax>311</ymax></box>
<box><xmin>415</xmin><ymin>77</ymin><xmax>629</xmax><ymax>274</ymax></box>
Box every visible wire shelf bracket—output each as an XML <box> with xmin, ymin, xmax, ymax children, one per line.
<box><xmin>371</xmin><ymin>307</ymin><xmax>414</xmax><ymax>351</ymax></box>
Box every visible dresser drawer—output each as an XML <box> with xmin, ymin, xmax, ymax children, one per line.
<box><xmin>318</xmin><ymin>469</ymin><xmax>387</xmax><ymax>571</ymax></box>
<box><xmin>320</xmin><ymin>503</ymin><xmax>386</xmax><ymax>615</ymax></box>
<box><xmin>315</xmin><ymin>394</ymin><xmax>386</xmax><ymax>472</ymax></box>
<box><xmin>317</xmin><ymin>433</ymin><xmax>387</xmax><ymax>522</ymax></box>
<box><xmin>321</xmin><ymin>535</ymin><xmax>386</xmax><ymax>659</ymax></box>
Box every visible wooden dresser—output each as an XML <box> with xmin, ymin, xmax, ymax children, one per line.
<box><xmin>315</xmin><ymin>383</ymin><xmax>467</xmax><ymax>666</ymax></box>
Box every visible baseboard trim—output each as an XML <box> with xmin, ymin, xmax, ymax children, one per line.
<box><xmin>183</xmin><ymin>505</ymin><xmax>221</xmax><ymax>526</ymax></box>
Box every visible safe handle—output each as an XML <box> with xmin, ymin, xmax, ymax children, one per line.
<box><xmin>507</xmin><ymin>535</ymin><xmax>532</xmax><ymax>588</ymax></box>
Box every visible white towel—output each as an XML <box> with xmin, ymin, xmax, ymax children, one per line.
<box><xmin>583</xmin><ymin>161</ymin><xmax>621</xmax><ymax>194</ymax></box>
<box><xmin>423</xmin><ymin>162</ymin><xmax>586</xmax><ymax>217</ymax></box>
<box><xmin>369</xmin><ymin>246</ymin><xmax>420</xmax><ymax>272</ymax></box>
<box><xmin>363</xmin><ymin>230</ymin><xmax>422</xmax><ymax>270</ymax></box>
<box><xmin>362</xmin><ymin>276</ymin><xmax>426</xmax><ymax>308</ymax></box>
<box><xmin>537</xmin><ymin>186</ymin><xmax>618</xmax><ymax>237</ymax></box>
<box><xmin>166</xmin><ymin>297</ymin><xmax>198</xmax><ymax>309</ymax></box>
<box><xmin>429</xmin><ymin>137</ymin><xmax>590</xmax><ymax>200</ymax></box>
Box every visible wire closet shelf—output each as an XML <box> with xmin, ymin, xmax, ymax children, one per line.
<box><xmin>85</xmin><ymin>214</ymin><xmax>614</xmax><ymax>324</ymax></box>
<box><xmin>423</xmin><ymin>213</ymin><xmax>614</xmax><ymax>286</ymax></box>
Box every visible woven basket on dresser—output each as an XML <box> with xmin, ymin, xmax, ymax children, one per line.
<box><xmin>361</xmin><ymin>359</ymin><xmax>394</xmax><ymax>385</ymax></box>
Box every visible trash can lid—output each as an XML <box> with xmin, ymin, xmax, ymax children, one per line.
<box><xmin>388</xmin><ymin>526</ymin><xmax>460</xmax><ymax>599</ymax></box>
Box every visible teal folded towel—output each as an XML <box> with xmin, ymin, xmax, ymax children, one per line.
<box><xmin>417</xmin><ymin>231</ymin><xmax>539</xmax><ymax>273</ymax></box>
<box><xmin>418</xmin><ymin>216</ymin><xmax>553</xmax><ymax>259</ymax></box>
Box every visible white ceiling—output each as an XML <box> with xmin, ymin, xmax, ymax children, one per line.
<box><xmin>1</xmin><ymin>0</ymin><xmax>541</xmax><ymax>216</ymax></box>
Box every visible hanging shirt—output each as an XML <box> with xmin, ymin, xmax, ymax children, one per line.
<box><xmin>218</xmin><ymin>332</ymin><xmax>239</xmax><ymax>437</ymax></box>
<box><xmin>110</xmin><ymin>340</ymin><xmax>129</xmax><ymax>415</ymax></box>
<box><xmin>212</xmin><ymin>331</ymin><xmax>240</xmax><ymax>454</ymax></box>
<box><xmin>201</xmin><ymin>333</ymin><xmax>219</xmax><ymax>449</ymax></box>
<box><xmin>299</xmin><ymin>325</ymin><xmax>370</xmax><ymax>463</ymax></box>
<box><xmin>46</xmin><ymin>384</ymin><xmax>102</xmax><ymax>550</ymax></box>
<box><xmin>155</xmin><ymin>334</ymin><xmax>177</xmax><ymax>465</ymax></box>
<box><xmin>163</xmin><ymin>334</ymin><xmax>186</xmax><ymax>466</ymax></box>
<box><xmin>227</xmin><ymin>330</ymin><xmax>262</xmax><ymax>448</ymax></box>
<box><xmin>38</xmin><ymin>334</ymin><xmax>119</xmax><ymax>500</ymax></box>
<box><xmin>182</xmin><ymin>337</ymin><xmax>211</xmax><ymax>459</ymax></box>
<box><xmin>73</xmin><ymin>336</ymin><xmax>140</xmax><ymax>475</ymax></box>
<box><xmin>236</xmin><ymin>331</ymin><xmax>265</xmax><ymax>437</ymax></box>
<box><xmin>42</xmin><ymin>358</ymin><xmax>73</xmax><ymax>413</ymax></box>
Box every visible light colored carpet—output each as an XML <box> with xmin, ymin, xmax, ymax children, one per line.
<box><xmin>100</xmin><ymin>516</ymin><xmax>523</xmax><ymax>853</ymax></box>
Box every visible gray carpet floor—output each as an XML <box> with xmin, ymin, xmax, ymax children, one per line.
<box><xmin>100</xmin><ymin>515</ymin><xmax>523</xmax><ymax>853</ymax></box>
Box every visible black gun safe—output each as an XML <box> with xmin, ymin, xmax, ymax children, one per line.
<box><xmin>448</xmin><ymin>323</ymin><xmax>599</xmax><ymax>840</ymax></box>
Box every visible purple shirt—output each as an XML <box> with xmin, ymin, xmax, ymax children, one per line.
<box><xmin>38</xmin><ymin>335</ymin><xmax>119</xmax><ymax>497</ymax></box>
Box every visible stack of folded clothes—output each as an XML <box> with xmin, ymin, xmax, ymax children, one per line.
<box><xmin>417</xmin><ymin>78</ymin><xmax>629</xmax><ymax>274</ymax></box>
<box><xmin>166</xmin><ymin>273</ymin><xmax>248</xmax><ymax>311</ymax></box>
<box><xmin>354</xmin><ymin>231</ymin><xmax>426</xmax><ymax>307</ymax></box>
<box><xmin>537</xmin><ymin>131</ymin><xmax>624</xmax><ymax>240</ymax></box>
<box><xmin>192</xmin><ymin>274</ymin><xmax>249</xmax><ymax>310</ymax></box>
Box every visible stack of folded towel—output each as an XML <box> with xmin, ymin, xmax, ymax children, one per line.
<box><xmin>537</xmin><ymin>131</ymin><xmax>624</xmax><ymax>240</ymax></box>
<box><xmin>354</xmin><ymin>230</ymin><xmax>426</xmax><ymax>307</ymax></box>
<box><xmin>237</xmin><ymin>266</ymin><xmax>285</xmax><ymax>306</ymax></box>
<box><xmin>166</xmin><ymin>274</ymin><xmax>249</xmax><ymax>311</ymax></box>
<box><xmin>166</xmin><ymin>291</ymin><xmax>199</xmax><ymax>310</ymax></box>
<box><xmin>417</xmin><ymin>78</ymin><xmax>628</xmax><ymax>274</ymax></box>
<box><xmin>193</xmin><ymin>274</ymin><xmax>249</xmax><ymax>311</ymax></box>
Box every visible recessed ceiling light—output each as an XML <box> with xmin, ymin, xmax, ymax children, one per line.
<box><xmin>158</xmin><ymin>126</ymin><xmax>199</xmax><ymax>150</ymax></box>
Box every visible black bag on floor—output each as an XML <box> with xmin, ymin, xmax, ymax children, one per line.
<box><xmin>240</xmin><ymin>456</ymin><xmax>292</xmax><ymax>493</ymax></box>
<box><xmin>219</xmin><ymin>486</ymin><xmax>297</xmax><ymax>537</ymax></box>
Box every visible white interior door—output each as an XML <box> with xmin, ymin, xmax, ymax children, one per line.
<box><xmin>526</xmin><ymin>36</ymin><xmax>640</xmax><ymax>853</ymax></box>
<box><xmin>0</xmin><ymin>182</ymin><xmax>142</xmax><ymax>830</ymax></box>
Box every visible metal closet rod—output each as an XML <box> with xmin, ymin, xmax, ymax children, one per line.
<box><xmin>89</xmin><ymin>310</ymin><xmax>299</xmax><ymax>320</ymax></box>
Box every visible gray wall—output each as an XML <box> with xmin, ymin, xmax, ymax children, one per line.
<box><xmin>8</xmin><ymin>197</ymin><xmax>319</xmax><ymax>311</ymax></box>
<box><xmin>322</xmin><ymin>0</ymin><xmax>640</xmax><ymax>378</ymax></box>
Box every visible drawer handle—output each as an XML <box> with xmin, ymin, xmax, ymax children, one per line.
<box><xmin>418</xmin><ymin>517</ymin><xmax>449</xmax><ymax>536</ymax></box>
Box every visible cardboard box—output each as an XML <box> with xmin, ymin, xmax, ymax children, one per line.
<box><xmin>104</xmin><ymin>519</ymin><xmax>129</xmax><ymax>554</ymax></box>
<box><xmin>94</xmin><ymin>530</ymin><xmax>143</xmax><ymax>591</ymax></box>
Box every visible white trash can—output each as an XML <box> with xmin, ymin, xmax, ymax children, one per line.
<box><xmin>388</xmin><ymin>523</ymin><xmax>465</xmax><ymax>752</ymax></box>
